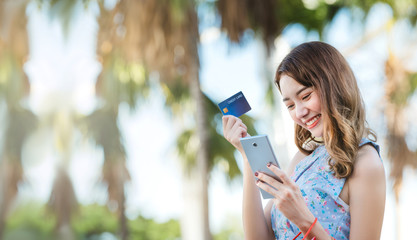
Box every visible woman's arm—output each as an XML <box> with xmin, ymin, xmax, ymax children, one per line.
<box><xmin>242</xmin><ymin>156</ymin><xmax>275</xmax><ymax>239</ymax></box>
<box><xmin>348</xmin><ymin>144</ymin><xmax>386</xmax><ymax>240</ymax></box>
<box><xmin>222</xmin><ymin>116</ymin><xmax>274</xmax><ymax>240</ymax></box>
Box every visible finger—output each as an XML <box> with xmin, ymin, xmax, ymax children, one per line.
<box><xmin>231</xmin><ymin>123</ymin><xmax>247</xmax><ymax>138</ymax></box>
<box><xmin>267</xmin><ymin>163</ymin><xmax>291</xmax><ymax>184</ymax></box>
<box><xmin>222</xmin><ymin>116</ymin><xmax>227</xmax><ymax>133</ymax></box>
<box><xmin>240</xmin><ymin>122</ymin><xmax>247</xmax><ymax>131</ymax></box>
<box><xmin>256</xmin><ymin>171</ymin><xmax>283</xmax><ymax>190</ymax></box>
<box><xmin>222</xmin><ymin>116</ymin><xmax>233</xmax><ymax>133</ymax></box>
<box><xmin>256</xmin><ymin>179</ymin><xmax>278</xmax><ymax>198</ymax></box>
<box><xmin>236</xmin><ymin>127</ymin><xmax>247</xmax><ymax>138</ymax></box>
<box><xmin>229</xmin><ymin>126</ymin><xmax>247</xmax><ymax>147</ymax></box>
<box><xmin>222</xmin><ymin>116</ymin><xmax>234</xmax><ymax>139</ymax></box>
<box><xmin>241</xmin><ymin>128</ymin><xmax>248</xmax><ymax>138</ymax></box>
<box><xmin>225</xmin><ymin>116</ymin><xmax>238</xmax><ymax>134</ymax></box>
<box><xmin>227</xmin><ymin>117</ymin><xmax>244</xmax><ymax>135</ymax></box>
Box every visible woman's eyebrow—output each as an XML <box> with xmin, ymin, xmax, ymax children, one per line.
<box><xmin>282</xmin><ymin>86</ymin><xmax>309</xmax><ymax>102</ymax></box>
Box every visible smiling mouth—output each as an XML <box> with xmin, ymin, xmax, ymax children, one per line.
<box><xmin>305</xmin><ymin>114</ymin><xmax>321</xmax><ymax>129</ymax></box>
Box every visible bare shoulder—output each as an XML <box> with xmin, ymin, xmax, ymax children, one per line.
<box><xmin>352</xmin><ymin>143</ymin><xmax>384</xmax><ymax>179</ymax></box>
<box><xmin>348</xmin><ymin>143</ymin><xmax>386</xmax><ymax>239</ymax></box>
<box><xmin>348</xmin><ymin>143</ymin><xmax>386</xmax><ymax>199</ymax></box>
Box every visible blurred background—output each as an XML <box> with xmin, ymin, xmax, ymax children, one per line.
<box><xmin>0</xmin><ymin>0</ymin><xmax>417</xmax><ymax>239</ymax></box>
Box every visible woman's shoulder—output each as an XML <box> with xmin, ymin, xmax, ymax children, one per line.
<box><xmin>347</xmin><ymin>143</ymin><xmax>386</xmax><ymax>236</ymax></box>
<box><xmin>351</xmin><ymin>143</ymin><xmax>385</xmax><ymax>183</ymax></box>
<box><xmin>357</xmin><ymin>142</ymin><xmax>382</xmax><ymax>167</ymax></box>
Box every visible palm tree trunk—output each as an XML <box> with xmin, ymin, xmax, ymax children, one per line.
<box><xmin>119</xmin><ymin>189</ymin><xmax>128</xmax><ymax>240</ymax></box>
<box><xmin>181</xmin><ymin>62</ymin><xmax>211</xmax><ymax>240</ymax></box>
<box><xmin>50</xmin><ymin>167</ymin><xmax>77</xmax><ymax>240</ymax></box>
<box><xmin>394</xmin><ymin>182</ymin><xmax>402</xmax><ymax>240</ymax></box>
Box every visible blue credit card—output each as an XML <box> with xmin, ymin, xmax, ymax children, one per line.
<box><xmin>218</xmin><ymin>91</ymin><xmax>251</xmax><ymax>117</ymax></box>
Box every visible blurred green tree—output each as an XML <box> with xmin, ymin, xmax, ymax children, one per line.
<box><xmin>92</xmin><ymin>1</ymin><xmax>417</xmax><ymax>240</ymax></box>
<box><xmin>0</xmin><ymin>0</ymin><xmax>38</xmax><ymax>239</ymax></box>
<box><xmin>91</xmin><ymin>1</ymin><xmax>256</xmax><ymax>239</ymax></box>
<box><xmin>1</xmin><ymin>1</ymin><xmax>417</xmax><ymax>240</ymax></box>
<box><xmin>4</xmin><ymin>203</ymin><xmax>181</xmax><ymax>240</ymax></box>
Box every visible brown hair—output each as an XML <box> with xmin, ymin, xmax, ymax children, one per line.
<box><xmin>275</xmin><ymin>41</ymin><xmax>376</xmax><ymax>178</ymax></box>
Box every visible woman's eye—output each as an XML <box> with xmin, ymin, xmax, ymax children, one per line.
<box><xmin>287</xmin><ymin>104</ymin><xmax>294</xmax><ymax>110</ymax></box>
<box><xmin>302</xmin><ymin>93</ymin><xmax>311</xmax><ymax>100</ymax></box>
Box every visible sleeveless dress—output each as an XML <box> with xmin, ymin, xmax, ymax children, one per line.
<box><xmin>270</xmin><ymin>139</ymin><xmax>381</xmax><ymax>239</ymax></box>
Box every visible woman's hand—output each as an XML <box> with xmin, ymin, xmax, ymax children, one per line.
<box><xmin>222</xmin><ymin>115</ymin><xmax>249</xmax><ymax>153</ymax></box>
<box><xmin>255</xmin><ymin>163</ymin><xmax>316</xmax><ymax>231</ymax></box>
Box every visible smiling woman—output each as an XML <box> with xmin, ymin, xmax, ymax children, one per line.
<box><xmin>279</xmin><ymin>77</ymin><xmax>322</xmax><ymax>137</ymax></box>
<box><xmin>222</xmin><ymin>41</ymin><xmax>386</xmax><ymax>240</ymax></box>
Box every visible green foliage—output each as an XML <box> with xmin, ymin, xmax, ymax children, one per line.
<box><xmin>408</xmin><ymin>73</ymin><xmax>417</xmax><ymax>99</ymax></box>
<box><xmin>177</xmin><ymin>128</ymin><xmax>196</xmax><ymax>172</ymax></box>
<box><xmin>4</xmin><ymin>203</ymin><xmax>56</xmax><ymax>240</ymax></box>
<box><xmin>72</xmin><ymin>204</ymin><xmax>118</xmax><ymax>237</ymax></box>
<box><xmin>168</xmin><ymin>0</ymin><xmax>193</xmax><ymax>24</ymax></box>
<box><xmin>390</xmin><ymin>73</ymin><xmax>417</xmax><ymax>106</ymax></box>
<box><xmin>205</xmin><ymin>94</ymin><xmax>242</xmax><ymax>180</ymax></box>
<box><xmin>0</xmin><ymin>52</ymin><xmax>28</xmax><ymax>106</ymax></box>
<box><xmin>80</xmin><ymin>109</ymin><xmax>119</xmax><ymax>148</ymax></box>
<box><xmin>4</xmin><ymin>203</ymin><xmax>181</xmax><ymax>240</ymax></box>
<box><xmin>99</xmin><ymin>57</ymin><xmax>151</xmax><ymax>110</ymax></box>
<box><xmin>46</xmin><ymin>0</ymin><xmax>80</xmax><ymax>37</ymax></box>
<box><xmin>129</xmin><ymin>216</ymin><xmax>181</xmax><ymax>240</ymax></box>
<box><xmin>161</xmin><ymin>79</ymin><xmax>191</xmax><ymax>116</ymax></box>
<box><xmin>4</xmin><ymin>108</ymin><xmax>38</xmax><ymax>156</ymax></box>
<box><xmin>275</xmin><ymin>0</ymin><xmax>342</xmax><ymax>37</ymax></box>
<box><xmin>212</xmin><ymin>214</ymin><xmax>244</xmax><ymax>240</ymax></box>
<box><xmin>213</xmin><ymin>228</ymin><xmax>242</xmax><ymax>240</ymax></box>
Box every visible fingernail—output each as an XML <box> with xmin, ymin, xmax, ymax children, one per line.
<box><xmin>267</xmin><ymin>162</ymin><xmax>271</xmax><ymax>167</ymax></box>
<box><xmin>254</xmin><ymin>172</ymin><xmax>258</xmax><ymax>177</ymax></box>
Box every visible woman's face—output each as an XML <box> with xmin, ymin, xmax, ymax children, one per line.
<box><xmin>280</xmin><ymin>74</ymin><xmax>323</xmax><ymax>137</ymax></box>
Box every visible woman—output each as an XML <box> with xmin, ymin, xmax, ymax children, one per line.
<box><xmin>222</xmin><ymin>42</ymin><xmax>385</xmax><ymax>239</ymax></box>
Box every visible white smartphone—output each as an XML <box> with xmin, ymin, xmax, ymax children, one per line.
<box><xmin>240</xmin><ymin>134</ymin><xmax>281</xmax><ymax>199</ymax></box>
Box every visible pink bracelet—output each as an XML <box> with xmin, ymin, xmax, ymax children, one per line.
<box><xmin>292</xmin><ymin>218</ymin><xmax>318</xmax><ymax>240</ymax></box>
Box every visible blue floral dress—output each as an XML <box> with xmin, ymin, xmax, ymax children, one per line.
<box><xmin>270</xmin><ymin>139</ymin><xmax>380</xmax><ymax>239</ymax></box>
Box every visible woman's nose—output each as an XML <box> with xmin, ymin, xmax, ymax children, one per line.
<box><xmin>295</xmin><ymin>104</ymin><xmax>308</xmax><ymax>118</ymax></box>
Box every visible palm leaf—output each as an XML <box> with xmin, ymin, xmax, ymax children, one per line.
<box><xmin>214</xmin><ymin>0</ymin><xmax>343</xmax><ymax>51</ymax></box>
<box><xmin>96</xmin><ymin>56</ymin><xmax>150</xmax><ymax>110</ymax></box>
<box><xmin>45</xmin><ymin>0</ymin><xmax>80</xmax><ymax>37</ymax></box>
<box><xmin>81</xmin><ymin>108</ymin><xmax>131</xmax><ymax>207</ymax></box>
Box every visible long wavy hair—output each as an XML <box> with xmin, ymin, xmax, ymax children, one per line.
<box><xmin>275</xmin><ymin>41</ymin><xmax>376</xmax><ymax>178</ymax></box>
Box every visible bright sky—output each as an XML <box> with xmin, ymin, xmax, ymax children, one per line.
<box><xmin>14</xmin><ymin>1</ymin><xmax>417</xmax><ymax>239</ymax></box>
